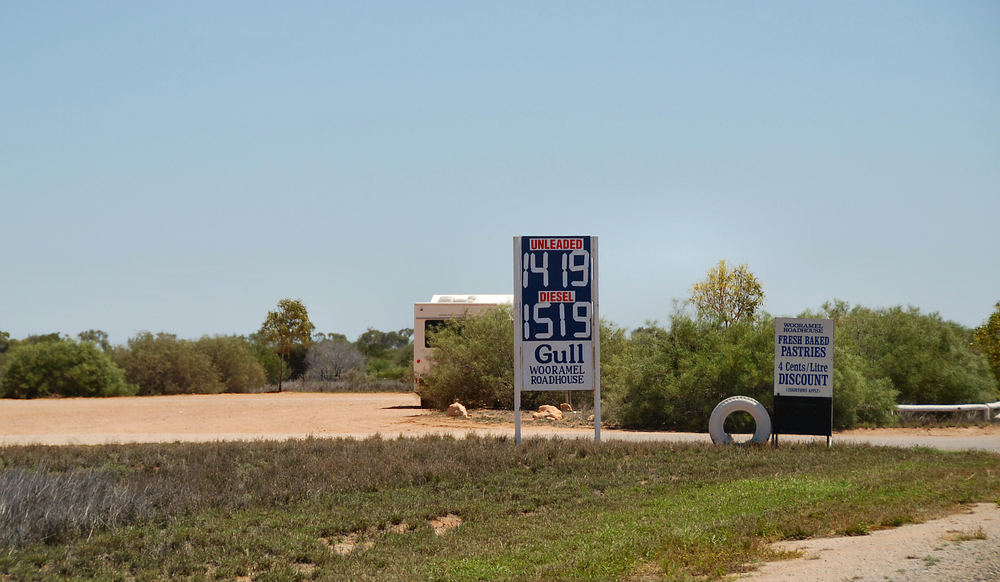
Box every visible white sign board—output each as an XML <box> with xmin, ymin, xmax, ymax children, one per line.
<box><xmin>522</xmin><ymin>341</ymin><xmax>593</xmax><ymax>390</ymax></box>
<box><xmin>774</xmin><ymin>318</ymin><xmax>834</xmax><ymax>398</ymax></box>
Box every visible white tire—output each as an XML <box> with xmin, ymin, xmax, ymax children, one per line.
<box><xmin>709</xmin><ymin>396</ymin><xmax>771</xmax><ymax>445</ymax></box>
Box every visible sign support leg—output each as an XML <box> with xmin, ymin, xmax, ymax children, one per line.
<box><xmin>514</xmin><ymin>387</ymin><xmax>521</xmax><ymax>445</ymax></box>
<box><xmin>594</xmin><ymin>386</ymin><xmax>601</xmax><ymax>443</ymax></box>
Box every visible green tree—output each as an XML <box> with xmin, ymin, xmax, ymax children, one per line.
<box><xmin>612</xmin><ymin>314</ymin><xmax>776</xmax><ymax>431</ymax></box>
<box><xmin>689</xmin><ymin>260</ymin><xmax>765</xmax><ymax>327</ymax></box>
<box><xmin>820</xmin><ymin>302</ymin><xmax>996</xmax><ymax>404</ymax></box>
<box><xmin>247</xmin><ymin>335</ymin><xmax>288</xmax><ymax>385</ymax></box>
<box><xmin>1</xmin><ymin>338</ymin><xmax>135</xmax><ymax>398</ymax></box>
<box><xmin>195</xmin><ymin>335</ymin><xmax>267</xmax><ymax>393</ymax></box>
<box><xmin>356</xmin><ymin>328</ymin><xmax>413</xmax><ymax>359</ymax></box>
<box><xmin>258</xmin><ymin>299</ymin><xmax>315</xmax><ymax>392</ymax></box>
<box><xmin>356</xmin><ymin>328</ymin><xmax>413</xmax><ymax>382</ymax></box>
<box><xmin>972</xmin><ymin>301</ymin><xmax>1000</xmax><ymax>388</ymax></box>
<box><xmin>77</xmin><ymin>329</ymin><xmax>111</xmax><ymax>352</ymax></box>
<box><xmin>421</xmin><ymin>306</ymin><xmax>516</xmax><ymax>409</ymax></box>
<box><xmin>114</xmin><ymin>332</ymin><xmax>224</xmax><ymax>395</ymax></box>
<box><xmin>22</xmin><ymin>333</ymin><xmax>62</xmax><ymax>344</ymax></box>
<box><xmin>0</xmin><ymin>330</ymin><xmax>10</xmax><ymax>371</ymax></box>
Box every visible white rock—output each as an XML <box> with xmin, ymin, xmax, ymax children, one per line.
<box><xmin>446</xmin><ymin>402</ymin><xmax>468</xmax><ymax>418</ymax></box>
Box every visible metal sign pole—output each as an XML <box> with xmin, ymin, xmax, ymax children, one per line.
<box><xmin>592</xmin><ymin>236</ymin><xmax>601</xmax><ymax>442</ymax></box>
<box><xmin>513</xmin><ymin>237</ymin><xmax>523</xmax><ymax>445</ymax></box>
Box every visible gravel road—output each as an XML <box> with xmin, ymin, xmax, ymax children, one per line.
<box><xmin>740</xmin><ymin>503</ymin><xmax>1000</xmax><ymax>582</ymax></box>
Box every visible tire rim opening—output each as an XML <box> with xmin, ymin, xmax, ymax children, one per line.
<box><xmin>722</xmin><ymin>410</ymin><xmax>756</xmax><ymax>444</ymax></box>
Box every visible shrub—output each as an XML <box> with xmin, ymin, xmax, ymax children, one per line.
<box><xmin>114</xmin><ymin>332</ymin><xmax>223</xmax><ymax>395</ymax></box>
<box><xmin>1</xmin><ymin>338</ymin><xmax>135</xmax><ymax>398</ymax></box>
<box><xmin>422</xmin><ymin>307</ymin><xmax>618</xmax><ymax>411</ymax></box>
<box><xmin>248</xmin><ymin>338</ymin><xmax>288</xmax><ymax>385</ymax></box>
<box><xmin>611</xmin><ymin>315</ymin><xmax>774</xmax><ymax>431</ymax></box>
<box><xmin>356</xmin><ymin>328</ymin><xmax>413</xmax><ymax>382</ymax></box>
<box><xmin>972</xmin><ymin>301</ymin><xmax>1000</xmax><ymax>388</ymax></box>
<box><xmin>420</xmin><ymin>306</ymin><xmax>516</xmax><ymax>409</ymax></box>
<box><xmin>194</xmin><ymin>335</ymin><xmax>267</xmax><ymax>393</ymax></box>
<box><xmin>607</xmin><ymin>312</ymin><xmax>902</xmax><ymax>431</ymax></box>
<box><xmin>830</xmin><ymin>349</ymin><xmax>898</xmax><ymax>428</ymax></box>
<box><xmin>825</xmin><ymin>303</ymin><xmax>997</xmax><ymax>404</ymax></box>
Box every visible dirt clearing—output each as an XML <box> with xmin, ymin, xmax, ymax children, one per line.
<box><xmin>0</xmin><ymin>392</ymin><xmax>434</xmax><ymax>445</ymax></box>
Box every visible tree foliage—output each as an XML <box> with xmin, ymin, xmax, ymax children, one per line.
<box><xmin>606</xmin><ymin>315</ymin><xmax>775</xmax><ymax>431</ymax></box>
<box><xmin>114</xmin><ymin>332</ymin><xmax>223</xmax><ymax>395</ymax></box>
<box><xmin>258</xmin><ymin>299</ymin><xmax>315</xmax><ymax>391</ymax></box>
<box><xmin>689</xmin><ymin>260</ymin><xmax>765</xmax><ymax>327</ymax></box>
<box><xmin>972</xmin><ymin>301</ymin><xmax>1000</xmax><ymax>388</ymax></box>
<box><xmin>602</xmin><ymin>311</ymin><xmax>900</xmax><ymax>431</ymax></box>
<box><xmin>420</xmin><ymin>307</ymin><xmax>584</xmax><ymax>410</ymax></box>
<box><xmin>1</xmin><ymin>338</ymin><xmax>135</xmax><ymax>398</ymax></box>
<box><xmin>354</xmin><ymin>328</ymin><xmax>413</xmax><ymax>382</ymax></box>
<box><xmin>77</xmin><ymin>329</ymin><xmax>110</xmax><ymax>352</ymax></box>
<box><xmin>822</xmin><ymin>302</ymin><xmax>997</xmax><ymax>405</ymax></box>
<box><xmin>420</xmin><ymin>306</ymin><xmax>517</xmax><ymax>409</ymax></box>
<box><xmin>194</xmin><ymin>335</ymin><xmax>267</xmax><ymax>393</ymax></box>
<box><xmin>356</xmin><ymin>328</ymin><xmax>412</xmax><ymax>358</ymax></box>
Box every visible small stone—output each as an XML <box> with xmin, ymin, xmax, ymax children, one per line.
<box><xmin>534</xmin><ymin>405</ymin><xmax>563</xmax><ymax>420</ymax></box>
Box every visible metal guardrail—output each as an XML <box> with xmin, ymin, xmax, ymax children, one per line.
<box><xmin>896</xmin><ymin>401</ymin><xmax>1000</xmax><ymax>422</ymax></box>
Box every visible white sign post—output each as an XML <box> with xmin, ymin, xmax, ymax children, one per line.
<box><xmin>514</xmin><ymin>236</ymin><xmax>600</xmax><ymax>444</ymax></box>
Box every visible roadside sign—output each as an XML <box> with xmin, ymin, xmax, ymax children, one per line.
<box><xmin>773</xmin><ymin>317</ymin><xmax>834</xmax><ymax>439</ymax></box>
<box><xmin>514</xmin><ymin>236</ymin><xmax>600</xmax><ymax>443</ymax></box>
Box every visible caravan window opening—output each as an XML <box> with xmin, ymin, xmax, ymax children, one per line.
<box><xmin>423</xmin><ymin>320</ymin><xmax>452</xmax><ymax>347</ymax></box>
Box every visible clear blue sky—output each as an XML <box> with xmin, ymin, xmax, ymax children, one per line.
<box><xmin>2</xmin><ymin>1</ymin><xmax>998</xmax><ymax>345</ymax></box>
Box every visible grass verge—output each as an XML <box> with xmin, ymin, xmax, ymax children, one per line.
<box><xmin>0</xmin><ymin>436</ymin><xmax>998</xmax><ymax>581</ymax></box>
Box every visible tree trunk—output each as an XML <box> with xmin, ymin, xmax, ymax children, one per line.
<box><xmin>277</xmin><ymin>356</ymin><xmax>284</xmax><ymax>393</ymax></box>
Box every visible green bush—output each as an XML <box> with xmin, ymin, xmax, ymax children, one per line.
<box><xmin>605</xmin><ymin>311</ymin><xmax>902</xmax><ymax>431</ymax></box>
<box><xmin>421</xmin><ymin>307</ymin><xmax>620</xmax><ymax>411</ymax></box>
<box><xmin>972</xmin><ymin>301</ymin><xmax>1000</xmax><ymax>389</ymax></box>
<box><xmin>114</xmin><ymin>332</ymin><xmax>223</xmax><ymax>395</ymax></box>
<box><xmin>824</xmin><ymin>303</ymin><xmax>997</xmax><ymax>404</ymax></box>
<box><xmin>246</xmin><ymin>337</ymin><xmax>288</xmax><ymax>385</ymax></box>
<box><xmin>831</xmin><ymin>349</ymin><xmax>898</xmax><ymax>428</ymax></box>
<box><xmin>194</xmin><ymin>336</ymin><xmax>267</xmax><ymax>393</ymax></box>
<box><xmin>1</xmin><ymin>338</ymin><xmax>135</xmax><ymax>398</ymax></box>
<box><xmin>420</xmin><ymin>306</ymin><xmax>516</xmax><ymax>409</ymax></box>
<box><xmin>357</xmin><ymin>328</ymin><xmax>413</xmax><ymax>382</ymax></box>
<box><xmin>609</xmin><ymin>315</ymin><xmax>774</xmax><ymax>431</ymax></box>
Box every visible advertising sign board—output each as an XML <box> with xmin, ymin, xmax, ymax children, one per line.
<box><xmin>774</xmin><ymin>318</ymin><xmax>834</xmax><ymax>398</ymax></box>
<box><xmin>514</xmin><ymin>236</ymin><xmax>599</xmax><ymax>443</ymax></box>
<box><xmin>773</xmin><ymin>317</ymin><xmax>834</xmax><ymax>439</ymax></box>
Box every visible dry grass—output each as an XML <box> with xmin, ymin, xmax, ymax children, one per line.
<box><xmin>0</xmin><ymin>469</ymin><xmax>150</xmax><ymax>547</ymax></box>
<box><xmin>0</xmin><ymin>436</ymin><xmax>998</xmax><ymax>580</ymax></box>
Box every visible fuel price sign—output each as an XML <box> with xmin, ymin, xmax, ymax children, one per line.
<box><xmin>514</xmin><ymin>236</ymin><xmax>599</xmax><ymax>392</ymax></box>
<box><xmin>514</xmin><ymin>235</ymin><xmax>601</xmax><ymax>444</ymax></box>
